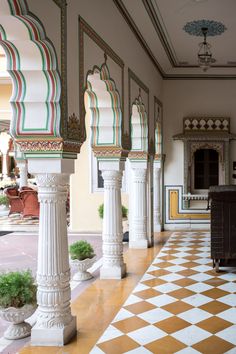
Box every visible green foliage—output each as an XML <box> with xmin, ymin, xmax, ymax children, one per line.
<box><xmin>98</xmin><ymin>203</ymin><xmax>128</xmax><ymax>219</ymax></box>
<box><xmin>0</xmin><ymin>195</ymin><xmax>9</xmax><ymax>206</ymax></box>
<box><xmin>0</xmin><ymin>270</ymin><xmax>37</xmax><ymax>308</ymax></box>
<box><xmin>69</xmin><ymin>240</ymin><xmax>95</xmax><ymax>261</ymax></box>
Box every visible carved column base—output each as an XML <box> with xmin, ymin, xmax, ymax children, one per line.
<box><xmin>100</xmin><ymin>263</ymin><xmax>126</xmax><ymax>280</ymax></box>
<box><xmin>129</xmin><ymin>239</ymin><xmax>148</xmax><ymax>249</ymax></box>
<box><xmin>31</xmin><ymin>317</ymin><xmax>76</xmax><ymax>347</ymax></box>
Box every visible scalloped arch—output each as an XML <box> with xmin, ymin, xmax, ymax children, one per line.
<box><xmin>0</xmin><ymin>0</ymin><xmax>61</xmax><ymax>146</ymax></box>
<box><xmin>130</xmin><ymin>96</ymin><xmax>148</xmax><ymax>153</ymax></box>
<box><xmin>84</xmin><ymin>63</ymin><xmax>122</xmax><ymax>149</ymax></box>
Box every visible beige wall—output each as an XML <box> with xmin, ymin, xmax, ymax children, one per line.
<box><xmin>0</xmin><ymin>84</ymin><xmax>12</xmax><ymax>121</ymax></box>
<box><xmin>163</xmin><ymin>80</ymin><xmax>236</xmax><ymax>187</ymax></box>
<box><xmin>65</xmin><ymin>0</ymin><xmax>163</xmax><ymax>232</ymax></box>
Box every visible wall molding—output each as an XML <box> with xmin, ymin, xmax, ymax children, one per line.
<box><xmin>79</xmin><ymin>16</ymin><xmax>124</xmax><ymax>143</ymax></box>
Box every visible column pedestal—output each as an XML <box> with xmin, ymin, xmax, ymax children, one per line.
<box><xmin>99</xmin><ymin>160</ymin><xmax>126</xmax><ymax>279</ymax></box>
<box><xmin>129</xmin><ymin>162</ymin><xmax>148</xmax><ymax>249</ymax></box>
<box><xmin>28</xmin><ymin>159</ymin><xmax>76</xmax><ymax>346</ymax></box>
<box><xmin>17</xmin><ymin>160</ymin><xmax>28</xmax><ymax>188</ymax></box>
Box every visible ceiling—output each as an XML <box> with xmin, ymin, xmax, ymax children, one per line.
<box><xmin>114</xmin><ymin>0</ymin><xmax>236</xmax><ymax>79</ymax></box>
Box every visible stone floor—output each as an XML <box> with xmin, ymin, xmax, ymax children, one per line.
<box><xmin>0</xmin><ymin>231</ymin><xmax>103</xmax><ymax>354</ymax></box>
<box><xmin>1</xmin><ymin>231</ymin><xmax>236</xmax><ymax>354</ymax></box>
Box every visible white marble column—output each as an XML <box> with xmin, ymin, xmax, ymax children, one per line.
<box><xmin>28</xmin><ymin>159</ymin><xmax>76</xmax><ymax>346</ymax></box>
<box><xmin>0</xmin><ymin>132</ymin><xmax>11</xmax><ymax>178</ymax></box>
<box><xmin>2</xmin><ymin>153</ymin><xmax>9</xmax><ymax>179</ymax></box>
<box><xmin>153</xmin><ymin>163</ymin><xmax>161</xmax><ymax>232</ymax></box>
<box><xmin>17</xmin><ymin>160</ymin><xmax>28</xmax><ymax>188</ymax></box>
<box><xmin>99</xmin><ymin>160</ymin><xmax>126</xmax><ymax>279</ymax></box>
<box><xmin>129</xmin><ymin>166</ymin><xmax>148</xmax><ymax>249</ymax></box>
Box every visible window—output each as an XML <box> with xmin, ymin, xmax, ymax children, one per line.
<box><xmin>194</xmin><ymin>149</ymin><xmax>219</xmax><ymax>189</ymax></box>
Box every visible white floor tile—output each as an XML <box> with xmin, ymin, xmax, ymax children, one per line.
<box><xmin>177</xmin><ymin>308</ymin><xmax>212</xmax><ymax>324</ymax></box>
<box><xmin>112</xmin><ymin>308</ymin><xmax>134</xmax><ymax>323</ymax></box>
<box><xmin>146</xmin><ymin>294</ymin><xmax>176</xmax><ymax>307</ymax></box>
<box><xmin>90</xmin><ymin>346</ymin><xmax>105</xmax><ymax>354</ymax></box>
<box><xmin>125</xmin><ymin>347</ymin><xmax>152</xmax><ymax>354</ymax></box>
<box><xmin>217</xmin><ymin>308</ymin><xmax>236</xmax><ymax>324</ymax></box>
<box><xmin>123</xmin><ymin>295</ymin><xmax>142</xmax><ymax>306</ymax></box>
<box><xmin>159</xmin><ymin>273</ymin><xmax>184</xmax><ymax>282</ymax></box>
<box><xmin>218</xmin><ymin>294</ymin><xmax>236</xmax><ymax>307</ymax></box>
<box><xmin>133</xmin><ymin>283</ymin><xmax>149</xmax><ymax>293</ymax></box>
<box><xmin>192</xmin><ymin>265</ymin><xmax>212</xmax><ymax>273</ymax></box>
<box><xmin>137</xmin><ymin>308</ymin><xmax>172</xmax><ymax>324</ymax></box>
<box><xmin>171</xmin><ymin>325</ymin><xmax>211</xmax><ymax>346</ymax></box>
<box><xmin>218</xmin><ymin>282</ymin><xmax>236</xmax><ymax>293</ymax></box>
<box><xmin>165</xmin><ymin>265</ymin><xmax>187</xmax><ymax>273</ymax></box>
<box><xmin>182</xmin><ymin>294</ymin><xmax>212</xmax><ymax>307</ymax></box>
<box><xmin>218</xmin><ymin>273</ymin><xmax>236</xmax><ymax>281</ymax></box>
<box><xmin>169</xmin><ymin>258</ymin><xmax>189</xmax><ymax>265</ymax></box>
<box><xmin>189</xmin><ymin>273</ymin><xmax>213</xmax><ymax>282</ymax></box>
<box><xmin>216</xmin><ymin>325</ymin><xmax>236</xmax><ymax>345</ymax></box>
<box><xmin>97</xmin><ymin>325</ymin><xmax>123</xmax><ymax>344</ymax></box>
<box><xmin>186</xmin><ymin>282</ymin><xmax>213</xmax><ymax>293</ymax></box>
<box><xmin>154</xmin><ymin>283</ymin><xmax>181</xmax><ymax>293</ymax></box>
<box><xmin>127</xmin><ymin>324</ymin><xmax>167</xmax><ymax>345</ymax></box>
<box><xmin>175</xmin><ymin>348</ymin><xmax>201</xmax><ymax>354</ymax></box>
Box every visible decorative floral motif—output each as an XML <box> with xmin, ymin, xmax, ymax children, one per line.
<box><xmin>183</xmin><ymin>20</ymin><xmax>226</xmax><ymax>37</ymax></box>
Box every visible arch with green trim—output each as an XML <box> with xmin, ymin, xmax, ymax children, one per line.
<box><xmin>84</xmin><ymin>63</ymin><xmax>122</xmax><ymax>150</ymax></box>
<box><xmin>130</xmin><ymin>96</ymin><xmax>148</xmax><ymax>154</ymax></box>
<box><xmin>0</xmin><ymin>0</ymin><xmax>61</xmax><ymax>153</ymax></box>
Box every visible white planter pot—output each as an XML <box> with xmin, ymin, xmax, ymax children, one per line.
<box><xmin>0</xmin><ymin>304</ymin><xmax>37</xmax><ymax>339</ymax></box>
<box><xmin>70</xmin><ymin>257</ymin><xmax>96</xmax><ymax>281</ymax></box>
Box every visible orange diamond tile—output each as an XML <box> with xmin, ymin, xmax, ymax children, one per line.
<box><xmin>148</xmin><ymin>269</ymin><xmax>170</xmax><ymax>277</ymax></box>
<box><xmin>204</xmin><ymin>278</ymin><xmax>228</xmax><ymax>287</ymax></box>
<box><xmin>112</xmin><ymin>316</ymin><xmax>149</xmax><ymax>333</ymax></box>
<box><xmin>178</xmin><ymin>269</ymin><xmax>198</xmax><ymax>276</ymax></box>
<box><xmin>141</xmin><ymin>278</ymin><xmax>166</xmax><ymax>287</ymax></box>
<box><xmin>200</xmin><ymin>300</ymin><xmax>230</xmax><ymax>315</ymax></box>
<box><xmin>182</xmin><ymin>261</ymin><xmax>199</xmax><ymax>268</ymax></box>
<box><xmin>162</xmin><ymin>301</ymin><xmax>193</xmax><ymax>315</ymax></box>
<box><xmin>173</xmin><ymin>278</ymin><xmax>197</xmax><ymax>287</ymax></box>
<box><xmin>98</xmin><ymin>335</ymin><xmax>140</xmax><ymax>353</ymax></box>
<box><xmin>168</xmin><ymin>288</ymin><xmax>195</xmax><ymax>299</ymax></box>
<box><xmin>145</xmin><ymin>335</ymin><xmax>186</xmax><ymax>354</ymax></box>
<box><xmin>124</xmin><ymin>301</ymin><xmax>156</xmax><ymax>315</ymax></box>
<box><xmin>202</xmin><ymin>288</ymin><xmax>229</xmax><ymax>299</ymax></box>
<box><xmin>184</xmin><ymin>255</ymin><xmax>200</xmax><ymax>261</ymax></box>
<box><xmin>154</xmin><ymin>316</ymin><xmax>190</xmax><ymax>334</ymax></box>
<box><xmin>153</xmin><ymin>261</ymin><xmax>174</xmax><ymax>268</ymax></box>
<box><xmin>135</xmin><ymin>288</ymin><xmax>161</xmax><ymax>299</ymax></box>
<box><xmin>197</xmin><ymin>316</ymin><xmax>232</xmax><ymax>334</ymax></box>
<box><xmin>192</xmin><ymin>335</ymin><xmax>234</xmax><ymax>354</ymax></box>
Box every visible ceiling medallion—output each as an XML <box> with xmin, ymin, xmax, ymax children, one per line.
<box><xmin>183</xmin><ymin>20</ymin><xmax>226</xmax><ymax>37</ymax></box>
<box><xmin>183</xmin><ymin>20</ymin><xmax>226</xmax><ymax>71</ymax></box>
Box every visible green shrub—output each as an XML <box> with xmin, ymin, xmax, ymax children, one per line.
<box><xmin>98</xmin><ymin>203</ymin><xmax>128</xmax><ymax>219</ymax></box>
<box><xmin>0</xmin><ymin>270</ymin><xmax>37</xmax><ymax>308</ymax></box>
<box><xmin>0</xmin><ymin>195</ymin><xmax>9</xmax><ymax>206</ymax></box>
<box><xmin>69</xmin><ymin>240</ymin><xmax>95</xmax><ymax>261</ymax></box>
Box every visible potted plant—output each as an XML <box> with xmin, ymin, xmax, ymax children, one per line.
<box><xmin>0</xmin><ymin>270</ymin><xmax>37</xmax><ymax>339</ymax></box>
<box><xmin>98</xmin><ymin>203</ymin><xmax>129</xmax><ymax>242</ymax></box>
<box><xmin>69</xmin><ymin>240</ymin><xmax>96</xmax><ymax>281</ymax></box>
<box><xmin>0</xmin><ymin>194</ymin><xmax>9</xmax><ymax>214</ymax></box>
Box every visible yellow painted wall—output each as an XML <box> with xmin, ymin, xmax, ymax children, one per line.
<box><xmin>70</xmin><ymin>115</ymin><xmax>129</xmax><ymax>233</ymax></box>
<box><xmin>0</xmin><ymin>84</ymin><xmax>12</xmax><ymax>121</ymax></box>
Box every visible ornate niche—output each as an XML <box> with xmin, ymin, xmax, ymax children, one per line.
<box><xmin>173</xmin><ymin>117</ymin><xmax>236</xmax><ymax>196</ymax></box>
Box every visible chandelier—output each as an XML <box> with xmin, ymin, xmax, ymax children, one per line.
<box><xmin>198</xmin><ymin>27</ymin><xmax>216</xmax><ymax>72</ymax></box>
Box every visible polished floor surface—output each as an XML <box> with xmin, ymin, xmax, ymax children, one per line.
<box><xmin>2</xmin><ymin>231</ymin><xmax>236</xmax><ymax>353</ymax></box>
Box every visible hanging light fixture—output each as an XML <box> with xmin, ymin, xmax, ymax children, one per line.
<box><xmin>198</xmin><ymin>27</ymin><xmax>216</xmax><ymax>71</ymax></box>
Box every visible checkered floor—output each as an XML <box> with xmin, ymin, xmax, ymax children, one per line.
<box><xmin>92</xmin><ymin>232</ymin><xmax>236</xmax><ymax>354</ymax></box>
<box><xmin>0</xmin><ymin>213</ymin><xmax>39</xmax><ymax>225</ymax></box>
